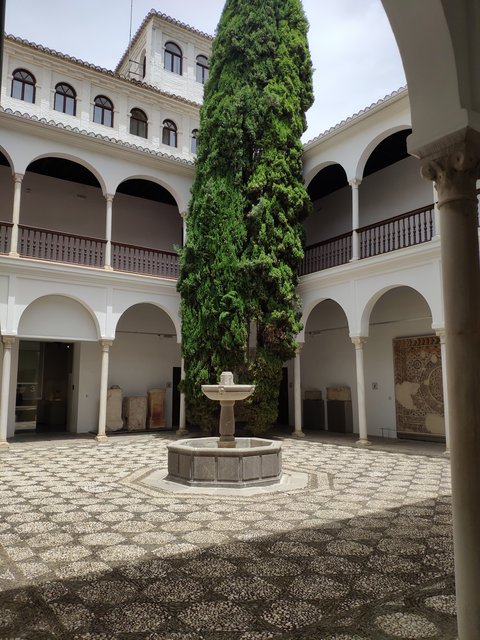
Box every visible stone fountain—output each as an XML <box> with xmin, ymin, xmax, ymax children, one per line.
<box><xmin>166</xmin><ymin>371</ymin><xmax>282</xmax><ymax>487</ymax></box>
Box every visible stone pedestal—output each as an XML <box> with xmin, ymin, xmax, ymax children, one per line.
<box><xmin>147</xmin><ymin>388</ymin><xmax>166</xmax><ymax>429</ymax></box>
<box><xmin>106</xmin><ymin>386</ymin><xmax>123</xmax><ymax>432</ymax></box>
<box><xmin>123</xmin><ymin>396</ymin><xmax>147</xmax><ymax>431</ymax></box>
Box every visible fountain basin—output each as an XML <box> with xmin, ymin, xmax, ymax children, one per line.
<box><xmin>167</xmin><ymin>437</ymin><xmax>282</xmax><ymax>487</ymax></box>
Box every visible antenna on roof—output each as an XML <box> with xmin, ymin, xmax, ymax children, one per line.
<box><xmin>127</xmin><ymin>0</ymin><xmax>134</xmax><ymax>76</ymax></box>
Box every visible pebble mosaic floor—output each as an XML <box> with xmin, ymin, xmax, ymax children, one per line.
<box><xmin>0</xmin><ymin>434</ymin><xmax>456</xmax><ymax>639</ymax></box>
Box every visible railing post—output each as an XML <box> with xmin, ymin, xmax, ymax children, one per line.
<box><xmin>9</xmin><ymin>173</ymin><xmax>24</xmax><ymax>257</ymax></box>
<box><xmin>104</xmin><ymin>194</ymin><xmax>114</xmax><ymax>270</ymax></box>
<box><xmin>349</xmin><ymin>178</ymin><xmax>361</xmax><ymax>261</ymax></box>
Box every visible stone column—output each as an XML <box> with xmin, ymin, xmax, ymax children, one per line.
<box><xmin>292</xmin><ymin>343</ymin><xmax>305</xmax><ymax>438</ymax></box>
<box><xmin>420</xmin><ymin>130</ymin><xmax>480</xmax><ymax>639</ymax></box>
<box><xmin>435</xmin><ymin>329</ymin><xmax>450</xmax><ymax>453</ymax></box>
<box><xmin>177</xmin><ymin>358</ymin><xmax>188</xmax><ymax>436</ymax></box>
<box><xmin>180</xmin><ymin>211</ymin><xmax>188</xmax><ymax>245</ymax></box>
<box><xmin>349</xmin><ymin>178</ymin><xmax>361</xmax><ymax>261</ymax></box>
<box><xmin>0</xmin><ymin>337</ymin><xmax>15</xmax><ymax>448</ymax></box>
<box><xmin>104</xmin><ymin>194</ymin><xmax>114</xmax><ymax>270</ymax></box>
<box><xmin>96</xmin><ymin>340</ymin><xmax>113</xmax><ymax>442</ymax></box>
<box><xmin>351</xmin><ymin>336</ymin><xmax>370</xmax><ymax>446</ymax></box>
<box><xmin>9</xmin><ymin>173</ymin><xmax>24</xmax><ymax>257</ymax></box>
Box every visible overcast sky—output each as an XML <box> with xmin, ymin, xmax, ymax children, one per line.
<box><xmin>5</xmin><ymin>0</ymin><xmax>406</xmax><ymax>142</ymax></box>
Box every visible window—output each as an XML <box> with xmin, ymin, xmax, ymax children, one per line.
<box><xmin>130</xmin><ymin>108</ymin><xmax>148</xmax><ymax>138</ymax></box>
<box><xmin>93</xmin><ymin>95</ymin><xmax>114</xmax><ymax>127</ymax></box>
<box><xmin>54</xmin><ymin>83</ymin><xmax>76</xmax><ymax>116</ymax></box>
<box><xmin>140</xmin><ymin>52</ymin><xmax>147</xmax><ymax>79</ymax></box>
<box><xmin>196</xmin><ymin>55</ymin><xmax>209</xmax><ymax>84</ymax></box>
<box><xmin>11</xmin><ymin>69</ymin><xmax>36</xmax><ymax>103</ymax></box>
<box><xmin>191</xmin><ymin>129</ymin><xmax>198</xmax><ymax>154</ymax></box>
<box><xmin>164</xmin><ymin>42</ymin><xmax>182</xmax><ymax>75</ymax></box>
<box><xmin>162</xmin><ymin>119</ymin><xmax>177</xmax><ymax>147</ymax></box>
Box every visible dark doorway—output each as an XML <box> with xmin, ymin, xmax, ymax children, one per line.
<box><xmin>172</xmin><ymin>366</ymin><xmax>181</xmax><ymax>428</ymax></box>
<box><xmin>277</xmin><ymin>367</ymin><xmax>289</xmax><ymax>425</ymax></box>
<box><xmin>15</xmin><ymin>341</ymin><xmax>73</xmax><ymax>433</ymax></box>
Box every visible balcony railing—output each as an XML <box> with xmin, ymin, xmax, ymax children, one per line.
<box><xmin>19</xmin><ymin>225</ymin><xmax>106</xmax><ymax>267</ymax></box>
<box><xmin>300</xmin><ymin>232</ymin><xmax>352</xmax><ymax>275</ymax></box>
<box><xmin>359</xmin><ymin>204</ymin><xmax>435</xmax><ymax>259</ymax></box>
<box><xmin>0</xmin><ymin>222</ymin><xmax>12</xmax><ymax>254</ymax></box>
<box><xmin>111</xmin><ymin>241</ymin><xmax>179</xmax><ymax>278</ymax></box>
<box><xmin>301</xmin><ymin>204</ymin><xmax>436</xmax><ymax>275</ymax></box>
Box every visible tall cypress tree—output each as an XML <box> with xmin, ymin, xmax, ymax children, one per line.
<box><xmin>178</xmin><ymin>0</ymin><xmax>313</xmax><ymax>432</ymax></box>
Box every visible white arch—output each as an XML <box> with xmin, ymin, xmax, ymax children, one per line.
<box><xmin>111</xmin><ymin>300</ymin><xmax>181</xmax><ymax>343</ymax></box>
<box><xmin>355</xmin><ymin>125</ymin><xmax>412</xmax><ymax>180</ymax></box>
<box><xmin>17</xmin><ymin>294</ymin><xmax>100</xmax><ymax>341</ymax></box>
<box><xmin>26</xmin><ymin>152</ymin><xmax>106</xmax><ymax>195</ymax></box>
<box><xmin>299</xmin><ymin>284</ymin><xmax>357</xmax><ymax>343</ymax></box>
<box><xmin>304</xmin><ymin>160</ymin><xmax>348</xmax><ymax>192</ymax></box>
<box><xmin>115</xmin><ymin>174</ymin><xmax>182</xmax><ymax>213</ymax></box>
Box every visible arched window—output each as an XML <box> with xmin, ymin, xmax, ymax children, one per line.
<box><xmin>93</xmin><ymin>95</ymin><xmax>114</xmax><ymax>127</ymax></box>
<box><xmin>191</xmin><ymin>129</ymin><xmax>198</xmax><ymax>154</ymax></box>
<box><xmin>11</xmin><ymin>69</ymin><xmax>36</xmax><ymax>103</ymax></box>
<box><xmin>164</xmin><ymin>42</ymin><xmax>182</xmax><ymax>75</ymax></box>
<box><xmin>54</xmin><ymin>83</ymin><xmax>76</xmax><ymax>116</ymax></box>
<box><xmin>130</xmin><ymin>108</ymin><xmax>148</xmax><ymax>138</ymax></box>
<box><xmin>162</xmin><ymin>119</ymin><xmax>177</xmax><ymax>147</ymax></box>
<box><xmin>196</xmin><ymin>55</ymin><xmax>209</xmax><ymax>84</ymax></box>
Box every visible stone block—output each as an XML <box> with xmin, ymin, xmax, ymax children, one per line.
<box><xmin>217</xmin><ymin>457</ymin><xmax>240</xmax><ymax>482</ymax></box>
<box><xmin>178</xmin><ymin>454</ymin><xmax>192</xmax><ymax>480</ymax></box>
<box><xmin>304</xmin><ymin>389</ymin><xmax>322</xmax><ymax>400</ymax></box>
<box><xmin>326</xmin><ymin>386</ymin><xmax>351</xmax><ymax>401</ymax></box>
<box><xmin>168</xmin><ymin>451</ymin><xmax>179</xmax><ymax>476</ymax></box>
<box><xmin>243</xmin><ymin>455</ymin><xmax>260</xmax><ymax>480</ymax></box>
<box><xmin>123</xmin><ymin>396</ymin><xmax>147</xmax><ymax>431</ymax></box>
<box><xmin>106</xmin><ymin>386</ymin><xmax>123</xmax><ymax>431</ymax></box>
<box><xmin>147</xmin><ymin>388</ymin><xmax>166</xmax><ymax>429</ymax></box>
<box><xmin>193</xmin><ymin>456</ymin><xmax>216</xmax><ymax>481</ymax></box>
<box><xmin>261</xmin><ymin>453</ymin><xmax>279</xmax><ymax>478</ymax></box>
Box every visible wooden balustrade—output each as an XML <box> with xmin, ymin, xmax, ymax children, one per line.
<box><xmin>111</xmin><ymin>241</ymin><xmax>179</xmax><ymax>278</ymax></box>
<box><xmin>300</xmin><ymin>232</ymin><xmax>352</xmax><ymax>275</ymax></box>
<box><xmin>18</xmin><ymin>225</ymin><xmax>105</xmax><ymax>267</ymax></box>
<box><xmin>358</xmin><ymin>204</ymin><xmax>435</xmax><ymax>258</ymax></box>
<box><xmin>0</xmin><ymin>222</ymin><xmax>12</xmax><ymax>254</ymax></box>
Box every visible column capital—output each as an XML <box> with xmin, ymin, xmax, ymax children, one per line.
<box><xmin>435</xmin><ymin>329</ymin><xmax>446</xmax><ymax>343</ymax></box>
<box><xmin>105</xmin><ymin>193</ymin><xmax>115</xmax><ymax>203</ymax></box>
<box><xmin>351</xmin><ymin>336</ymin><xmax>367</xmax><ymax>348</ymax></box>
<box><xmin>349</xmin><ymin>178</ymin><xmax>362</xmax><ymax>188</ymax></box>
<box><xmin>295</xmin><ymin>342</ymin><xmax>304</xmax><ymax>353</ymax></box>
<box><xmin>180</xmin><ymin>210</ymin><xmax>188</xmax><ymax>219</ymax></box>
<box><xmin>100</xmin><ymin>340</ymin><xmax>113</xmax><ymax>351</ymax></box>
<box><xmin>13</xmin><ymin>173</ymin><xmax>24</xmax><ymax>184</ymax></box>
<box><xmin>419</xmin><ymin>129</ymin><xmax>480</xmax><ymax>207</ymax></box>
<box><xmin>2</xmin><ymin>336</ymin><xmax>16</xmax><ymax>348</ymax></box>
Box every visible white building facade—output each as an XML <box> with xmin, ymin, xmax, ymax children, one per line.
<box><xmin>0</xmin><ymin>10</ymin><xmax>467</xmax><ymax>446</ymax></box>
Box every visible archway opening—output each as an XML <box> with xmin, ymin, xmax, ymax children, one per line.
<box><xmin>367</xmin><ymin>286</ymin><xmax>443</xmax><ymax>441</ymax></box>
<box><xmin>0</xmin><ymin>150</ymin><xmax>13</xmax><ymax>253</ymax></box>
<box><xmin>110</xmin><ymin>304</ymin><xmax>181</xmax><ymax>431</ymax></box>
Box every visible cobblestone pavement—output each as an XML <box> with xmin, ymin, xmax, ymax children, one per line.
<box><xmin>0</xmin><ymin>434</ymin><xmax>456</xmax><ymax>639</ymax></box>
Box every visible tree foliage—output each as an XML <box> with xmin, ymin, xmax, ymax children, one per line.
<box><xmin>178</xmin><ymin>0</ymin><xmax>313</xmax><ymax>433</ymax></box>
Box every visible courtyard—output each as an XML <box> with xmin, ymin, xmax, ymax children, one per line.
<box><xmin>0</xmin><ymin>433</ymin><xmax>456</xmax><ymax>639</ymax></box>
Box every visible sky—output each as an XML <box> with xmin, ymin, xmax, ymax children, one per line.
<box><xmin>5</xmin><ymin>0</ymin><xmax>406</xmax><ymax>142</ymax></box>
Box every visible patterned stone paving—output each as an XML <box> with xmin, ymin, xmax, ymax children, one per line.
<box><xmin>0</xmin><ymin>435</ymin><xmax>456</xmax><ymax>639</ymax></box>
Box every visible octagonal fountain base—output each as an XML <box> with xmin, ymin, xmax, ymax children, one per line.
<box><xmin>166</xmin><ymin>437</ymin><xmax>282</xmax><ymax>488</ymax></box>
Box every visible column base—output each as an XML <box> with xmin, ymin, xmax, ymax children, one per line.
<box><xmin>443</xmin><ymin>448</ymin><xmax>450</xmax><ymax>457</ymax></box>
<box><xmin>176</xmin><ymin>428</ymin><xmax>189</xmax><ymax>437</ymax></box>
<box><xmin>292</xmin><ymin>430</ymin><xmax>305</xmax><ymax>438</ymax></box>
<box><xmin>8</xmin><ymin>251</ymin><xmax>19</xmax><ymax>258</ymax></box>
<box><xmin>355</xmin><ymin>438</ymin><xmax>372</xmax><ymax>447</ymax></box>
<box><xmin>0</xmin><ymin>441</ymin><xmax>10</xmax><ymax>450</ymax></box>
<box><xmin>95</xmin><ymin>434</ymin><xmax>109</xmax><ymax>443</ymax></box>
<box><xmin>349</xmin><ymin>256</ymin><xmax>359</xmax><ymax>262</ymax></box>
<box><xmin>104</xmin><ymin>265</ymin><xmax>114</xmax><ymax>271</ymax></box>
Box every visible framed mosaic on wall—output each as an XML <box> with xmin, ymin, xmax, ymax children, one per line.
<box><xmin>393</xmin><ymin>335</ymin><xmax>445</xmax><ymax>441</ymax></box>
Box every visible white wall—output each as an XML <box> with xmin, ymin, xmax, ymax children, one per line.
<box><xmin>360</xmin><ymin>156</ymin><xmax>433</xmax><ymax>226</ymax></box>
<box><xmin>304</xmin><ymin>185</ymin><xmax>351</xmax><ymax>245</ymax></box>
